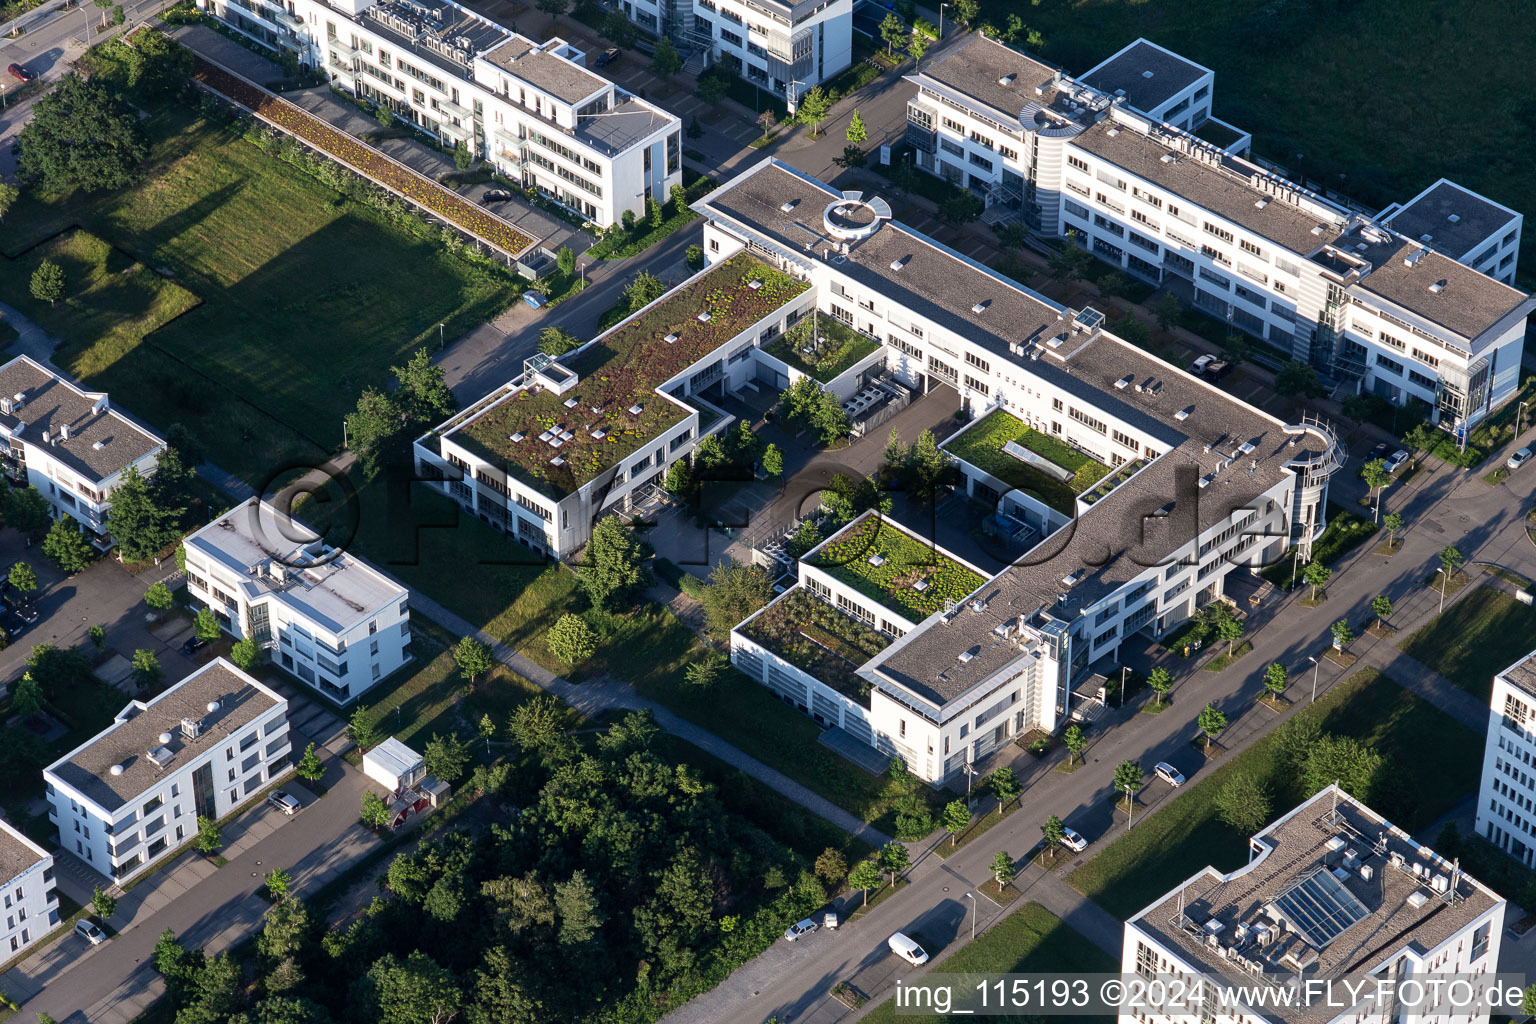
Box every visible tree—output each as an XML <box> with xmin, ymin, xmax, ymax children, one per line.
<box><xmin>796</xmin><ymin>86</ymin><xmax>831</xmax><ymax>135</ymax></box>
<box><xmin>107</xmin><ymin>465</ymin><xmax>183</xmax><ymax>562</ymax></box>
<box><xmin>361</xmin><ymin>791</ymin><xmax>393</xmax><ymax>829</ymax></box>
<box><xmin>552</xmin><ymin>870</ymin><xmax>604</xmax><ymax>945</ymax></box>
<box><xmin>230</xmin><ymin>636</ymin><xmax>261</xmax><ymax>671</ymax></box>
<box><xmin>1371</xmin><ymin>594</ymin><xmax>1393</xmax><ymax>630</ymax></box>
<box><xmin>879</xmin><ymin>11</ymin><xmax>907</xmax><ymax>54</ymax></box>
<box><xmin>469</xmin><ymin>714</ymin><xmax>494</xmax><ymax>757</ymax></box>
<box><xmin>849</xmin><ymin>857</ymin><xmax>882</xmax><ymax>906</ymax></box>
<box><xmin>939</xmin><ymin>190</ymin><xmax>983</xmax><ymax>224</ymax></box>
<box><xmin>845</xmin><ymin>108</ymin><xmax>868</xmax><ymax>145</ymax></box>
<box><xmin>348</xmin><ymin>704</ymin><xmax>380</xmax><ymax>752</ymax></box>
<box><xmin>886</xmin><ymin>428</ymin><xmax>951</xmax><ymax>505</ymax></box>
<box><xmin>264</xmin><ymin>867</ymin><xmax>293</xmax><ymax>902</ymax></box>
<box><xmin>1222</xmin><ymin>332</ymin><xmax>1252</xmax><ymax>364</ymax></box>
<box><xmin>354</xmin><ymin>951</ymin><xmax>462</xmax><ymax>1024</ymax></box>
<box><xmin>0</xmin><ymin>182</ymin><xmax>17</xmax><ymax>222</ymax></box>
<box><xmin>1439</xmin><ymin>544</ymin><xmax>1465</xmax><ymax>578</ymax></box>
<box><xmin>1301</xmin><ymin>560</ymin><xmax>1332</xmax><ymax>600</ymax></box>
<box><xmin>670</xmin><ymin>182</ymin><xmax>688</xmax><ymax>217</ymax></box>
<box><xmin>578</xmin><ymin>515</ymin><xmax>644</xmax><ymax>610</ymax></box>
<box><xmin>1211</xmin><ymin>605</ymin><xmax>1244</xmax><ymax>656</ymax></box>
<box><xmin>454</xmin><ymin>635</ymin><xmax>493</xmax><ymax>684</ymax></box>
<box><xmin>346</xmin><ymin>387</ymin><xmax>403</xmax><ymax>476</ymax></box>
<box><xmin>88</xmin><ymin>624</ymin><xmax>107</xmax><ymax>653</ymax></box>
<box><xmin>988</xmin><ymin>766</ymin><xmax>1021</xmax><ymax>815</ymax></box>
<box><xmin>112</xmin><ymin>4</ymin><xmax>124</xmax><ymax>24</ymax></box>
<box><xmin>1146</xmin><ymin>666</ymin><xmax>1173</xmax><ymax>706</ymax></box>
<box><xmin>683</xmin><ymin>654</ymin><xmax>723</xmax><ymax>688</ymax></box>
<box><xmin>650</xmin><ymin>37</ymin><xmax>681</xmax><ymax>77</ymax></box>
<box><xmin>696</xmin><ymin>71</ymin><xmax>727</xmax><ymax>105</ymax></box>
<box><xmin>423</xmin><ymin>733</ymin><xmax>470</xmax><ymax>783</ymax></box>
<box><xmin>878</xmin><ymin>840</ymin><xmax>909</xmax><ymax>886</ymax></box>
<box><xmin>1112</xmin><ymin>760</ymin><xmax>1141</xmax><ymax>810</ymax></box>
<box><xmin>145</xmin><ymin>581</ymin><xmax>175</xmax><ymax>614</ymax></box>
<box><xmin>296</xmin><ymin>742</ymin><xmax>325</xmax><ymax>785</ymax></box>
<box><xmin>1301</xmin><ymin>735</ymin><xmax>1382</xmax><ymax>799</ymax></box>
<box><xmin>697</xmin><ymin>560</ymin><xmax>773</xmax><ymax>642</ymax></box>
<box><xmin>755</xmin><ymin>109</ymin><xmax>777</xmax><ymax>143</ymax></box>
<box><xmin>536</xmin><ymin>0</ymin><xmax>567</xmax><ymax>28</ymax></box>
<box><xmin>1197</xmin><ymin>703</ymin><xmax>1228</xmax><ymax>752</ymax></box>
<box><xmin>1275</xmin><ymin>360</ymin><xmax>1322</xmax><ymax>399</ymax></box>
<box><xmin>153</xmin><ymin>929</ymin><xmax>205</xmax><ymax>1003</ymax></box>
<box><xmin>1383</xmin><ymin>510</ymin><xmax>1404</xmax><ymax>549</ymax></box>
<box><xmin>1047</xmin><ymin>243</ymin><xmax>1092</xmax><ymax>282</ymax></box>
<box><xmin>942</xmin><ymin>799</ymin><xmax>971</xmax><ymax>846</ymax></box>
<box><xmin>777</xmin><ymin>376</ymin><xmax>849</xmax><ymax>445</ymax></box>
<box><xmin>195</xmin><ymin>606</ymin><xmax>221</xmax><ymax>642</ymax></box>
<box><xmin>11</xmin><ymin>674</ymin><xmax>42</xmax><ymax>716</ymax></box>
<box><xmin>30</xmin><ymin>259</ymin><xmax>64</xmax><ymax>306</ymax></box>
<box><xmin>1215</xmin><ymin>773</ymin><xmax>1271</xmax><ymax>835</ymax></box>
<box><xmin>1262</xmin><ymin>662</ymin><xmax>1288</xmax><ymax>701</ymax></box>
<box><xmin>624</xmin><ymin>270</ymin><xmax>665</xmax><ymax>311</ymax></box>
<box><xmin>1360</xmin><ymin>458</ymin><xmax>1391</xmax><ymax>520</ymax></box>
<box><xmin>662</xmin><ymin>459</ymin><xmax>693</xmax><ymax>498</ymax></box>
<box><xmin>1331</xmin><ymin>617</ymin><xmax>1354</xmax><ymax>651</ymax></box>
<box><xmin>131</xmin><ymin>648</ymin><xmax>162</xmax><ymax>690</ymax></box>
<box><xmin>814</xmin><ymin>848</ymin><xmax>847</xmax><ymax>888</ymax></box>
<box><xmin>538</xmin><ymin>326</ymin><xmax>581</xmax><ymax>357</ymax></box>
<box><xmin>4</xmin><ymin>487</ymin><xmax>51</xmax><ymax>537</ymax></box>
<box><xmin>685</xmin><ymin>242</ymin><xmax>704</xmax><ymax>269</ymax></box>
<box><xmin>1062</xmin><ymin>722</ymin><xmax>1087</xmax><ymax>766</ymax></box>
<box><xmin>951</xmin><ymin>0</ymin><xmax>978</xmax><ymax>25</ymax></box>
<box><xmin>452</xmin><ymin>139</ymin><xmax>473</xmax><ymax>171</ymax></box>
<box><xmin>1040</xmin><ymin>814</ymin><xmax>1067</xmax><ymax>850</ymax></box>
<box><xmin>547</xmin><ymin>614</ymin><xmax>596</xmax><ymax>665</ymax></box>
<box><xmin>8</xmin><ymin>561</ymin><xmax>37</xmax><ymax>595</ymax></box>
<box><xmin>907</xmin><ymin>32</ymin><xmax>930</xmax><ymax>60</ymax></box>
<box><xmin>761</xmin><ymin>442</ymin><xmax>783</xmax><ymax>480</ymax></box>
<box><xmin>193</xmin><ymin>814</ymin><xmax>222</xmax><ymax>854</ymax></box>
<box><xmin>989</xmin><ymin>850</ymin><xmax>1013</xmax><ymax>888</ymax></box>
<box><xmin>17</xmin><ymin>74</ymin><xmax>147</xmax><ymax>193</ymax></box>
<box><xmin>508</xmin><ymin>695</ymin><xmax>564</xmax><ymax>751</ymax></box>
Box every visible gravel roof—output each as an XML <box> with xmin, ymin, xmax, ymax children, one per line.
<box><xmin>1499</xmin><ymin>649</ymin><xmax>1536</xmax><ymax>700</ymax></box>
<box><xmin>0</xmin><ymin>819</ymin><xmax>48</xmax><ymax>891</ymax></box>
<box><xmin>1079</xmin><ymin>38</ymin><xmax>1209</xmax><ymax>114</ymax></box>
<box><xmin>0</xmin><ymin>356</ymin><xmax>164</xmax><ymax>483</ymax></box>
<box><xmin>909</xmin><ymin>35</ymin><xmax>1064</xmax><ymax>124</ymax></box>
<box><xmin>483</xmin><ymin>42</ymin><xmax>607</xmax><ymax>104</ymax></box>
<box><xmin>1384</xmin><ymin>179</ymin><xmax>1519</xmax><ymax>261</ymax></box>
<box><xmin>1352</xmin><ymin>240</ymin><xmax>1531</xmax><ymax>343</ymax></box>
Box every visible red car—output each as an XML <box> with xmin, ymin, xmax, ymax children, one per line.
<box><xmin>7</xmin><ymin>63</ymin><xmax>35</xmax><ymax>83</ymax></box>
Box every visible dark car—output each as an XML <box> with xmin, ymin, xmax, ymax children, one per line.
<box><xmin>180</xmin><ymin>635</ymin><xmax>208</xmax><ymax>657</ymax></box>
<box><xmin>480</xmin><ymin>188</ymin><xmax>513</xmax><ymax>203</ymax></box>
<box><xmin>7</xmin><ymin>63</ymin><xmax>35</xmax><ymax>84</ymax></box>
<box><xmin>8</xmin><ymin>601</ymin><xmax>38</xmax><ymax>625</ymax></box>
<box><xmin>1203</xmin><ymin>358</ymin><xmax>1232</xmax><ymax>380</ymax></box>
<box><xmin>1369</xmin><ymin>441</ymin><xmax>1390</xmax><ymax>463</ymax></box>
<box><xmin>0</xmin><ymin>609</ymin><xmax>27</xmax><ymax>639</ymax></box>
<box><xmin>595</xmin><ymin>47</ymin><xmax>621</xmax><ymax>67</ymax></box>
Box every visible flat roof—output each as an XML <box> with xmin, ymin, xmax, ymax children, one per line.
<box><xmin>700</xmin><ymin>159</ymin><xmax>1324</xmax><ymax>705</ymax></box>
<box><xmin>46</xmin><ymin>660</ymin><xmax>283</xmax><ymax>813</ymax></box>
<box><xmin>574</xmin><ymin>95</ymin><xmax>675</xmax><ymax>155</ymax></box>
<box><xmin>1384</xmin><ymin>179</ymin><xmax>1519</xmax><ymax>260</ymax></box>
<box><xmin>0</xmin><ymin>819</ymin><xmax>48</xmax><ymax>890</ymax></box>
<box><xmin>446</xmin><ymin>255</ymin><xmax>809</xmax><ymax>500</ymax></box>
<box><xmin>1354</xmin><ymin>241</ymin><xmax>1531</xmax><ymax>343</ymax></box>
<box><xmin>1129</xmin><ymin>787</ymin><xmax>1502</xmax><ymax>1008</ymax></box>
<box><xmin>363</xmin><ymin>0</ymin><xmax>510</xmax><ymax>77</ymax></box>
<box><xmin>1498</xmin><ymin>648</ymin><xmax>1536</xmax><ymax>701</ymax></box>
<box><xmin>0</xmin><ymin>356</ymin><xmax>164</xmax><ymax>483</ymax></box>
<box><xmin>1079</xmin><ymin>38</ymin><xmax>1210</xmax><ymax>115</ymax></box>
<box><xmin>483</xmin><ymin>42</ymin><xmax>607</xmax><ymax>105</ymax></box>
<box><xmin>364</xmin><ymin>736</ymin><xmax>422</xmax><ymax>782</ymax></box>
<box><xmin>908</xmin><ymin>35</ymin><xmax>1064</xmax><ymax>125</ymax></box>
<box><xmin>184</xmin><ymin>498</ymin><xmax>408</xmax><ymax>637</ymax></box>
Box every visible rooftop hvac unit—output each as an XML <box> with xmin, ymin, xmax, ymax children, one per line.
<box><xmin>1343</xmin><ymin>848</ymin><xmax>1360</xmax><ymax>870</ymax></box>
<box><xmin>1324</xmin><ymin>836</ymin><xmax>1346</xmax><ymax>865</ymax></box>
<box><xmin>1359</xmin><ymin>864</ymin><xmax>1374</xmax><ymax>882</ymax></box>
<box><xmin>1432</xmin><ymin>873</ymin><xmax>1449</xmax><ymax>893</ymax></box>
<box><xmin>181</xmin><ymin>717</ymin><xmax>202</xmax><ymax>739</ymax></box>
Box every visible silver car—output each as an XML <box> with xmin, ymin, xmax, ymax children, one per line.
<box><xmin>1155</xmin><ymin>761</ymin><xmax>1186</xmax><ymax>787</ymax></box>
<box><xmin>1507</xmin><ymin>447</ymin><xmax>1532</xmax><ymax>471</ymax></box>
<box><xmin>267</xmin><ymin>790</ymin><xmax>300</xmax><ymax>816</ymax></box>
<box><xmin>1060</xmin><ymin>826</ymin><xmax>1089</xmax><ymax>852</ymax></box>
<box><xmin>784</xmin><ymin>918</ymin><xmax>818</xmax><ymax>942</ymax></box>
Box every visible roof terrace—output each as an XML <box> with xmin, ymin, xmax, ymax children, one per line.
<box><xmin>942</xmin><ymin>409</ymin><xmax>1111</xmax><ymax>515</ymax></box>
<box><xmin>738</xmin><ymin>586</ymin><xmax>892</xmax><ymax>702</ymax></box>
<box><xmin>807</xmin><ymin>512</ymin><xmax>988</xmax><ymax>623</ymax></box>
<box><xmin>449</xmin><ymin>256</ymin><xmax>808</xmax><ymax>500</ymax></box>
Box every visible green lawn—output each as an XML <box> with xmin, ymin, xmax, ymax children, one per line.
<box><xmin>860</xmin><ymin>903</ymin><xmax>1116</xmax><ymax>1024</ymax></box>
<box><xmin>809</xmin><ymin>514</ymin><xmax>988</xmax><ymax>621</ymax></box>
<box><xmin>762</xmin><ymin>314</ymin><xmax>882</xmax><ymax>382</ymax></box>
<box><xmin>1006</xmin><ymin>0</ymin><xmax>1536</xmax><ymax>284</ymax></box>
<box><xmin>0</xmin><ymin>106</ymin><xmax>515</xmax><ymax>484</ymax></box>
<box><xmin>1400</xmin><ymin>585</ymin><xmax>1536</xmax><ymax>701</ymax></box>
<box><xmin>942</xmin><ymin>409</ymin><xmax>1110</xmax><ymax>515</ymax></box>
<box><xmin>1067</xmin><ymin>669</ymin><xmax>1482</xmax><ymax>919</ymax></box>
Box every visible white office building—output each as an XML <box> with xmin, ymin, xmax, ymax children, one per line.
<box><xmin>43</xmin><ymin>660</ymin><xmax>291</xmax><ymax>882</ymax></box>
<box><xmin>1474</xmin><ymin>646</ymin><xmax>1536</xmax><ymax>867</ymax></box>
<box><xmin>182</xmin><ymin>498</ymin><xmax>412</xmax><ymax>704</ymax></box>
<box><xmin>0</xmin><ymin>355</ymin><xmax>165</xmax><ymax>551</ymax></box>
<box><xmin>0</xmin><ymin>820</ymin><xmax>57</xmax><ymax>962</ymax></box>
<box><xmin>200</xmin><ymin>0</ymin><xmax>682</xmax><ymax>227</ymax></box>
<box><xmin>903</xmin><ymin>36</ymin><xmax>1532</xmax><ymax>431</ymax></box>
<box><xmin>1123</xmin><ymin>786</ymin><xmax>1506</xmax><ymax>1024</ymax></box>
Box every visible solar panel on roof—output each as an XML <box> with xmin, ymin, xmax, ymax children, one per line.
<box><xmin>1270</xmin><ymin>867</ymin><xmax>1369</xmax><ymax>949</ymax></box>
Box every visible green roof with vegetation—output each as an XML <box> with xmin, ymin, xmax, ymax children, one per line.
<box><xmin>808</xmin><ymin>514</ymin><xmax>986</xmax><ymax>622</ymax></box>
<box><xmin>763</xmin><ymin>313</ymin><xmax>881</xmax><ymax>382</ymax></box>
<box><xmin>739</xmin><ymin>588</ymin><xmax>891</xmax><ymax>702</ymax></box>
<box><xmin>453</xmin><ymin>256</ymin><xmax>808</xmax><ymax>499</ymax></box>
<box><xmin>942</xmin><ymin>409</ymin><xmax>1112</xmax><ymax>515</ymax></box>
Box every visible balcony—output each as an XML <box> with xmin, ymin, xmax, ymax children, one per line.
<box><xmin>327</xmin><ymin>36</ymin><xmax>358</xmax><ymax>58</ymax></box>
<box><xmin>438</xmin><ymin>97</ymin><xmax>471</xmax><ymax>120</ymax></box>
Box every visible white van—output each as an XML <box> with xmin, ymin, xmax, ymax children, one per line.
<box><xmin>887</xmin><ymin>931</ymin><xmax>929</xmax><ymax>966</ymax></box>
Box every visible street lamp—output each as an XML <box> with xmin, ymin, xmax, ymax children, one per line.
<box><xmin>938</xmin><ymin>2</ymin><xmax>948</xmax><ymax>38</ymax></box>
<box><xmin>438</xmin><ymin>322</ymin><xmax>445</xmax><ymax>350</ymax></box>
<box><xmin>1307</xmin><ymin>655</ymin><xmax>1320</xmax><ymax>703</ymax></box>
<box><xmin>1519</xmin><ymin>400</ymin><xmax>1529</xmax><ymax>436</ymax></box>
<box><xmin>964</xmin><ymin>891</ymin><xmax>976</xmax><ymax>941</ymax></box>
<box><xmin>342</xmin><ymin>418</ymin><xmax>349</xmax><ymax>447</ymax></box>
<box><xmin>963</xmin><ymin>760</ymin><xmax>978</xmax><ymax>799</ymax></box>
<box><xmin>1436</xmin><ymin>566</ymin><xmax>1448</xmax><ymax>613</ymax></box>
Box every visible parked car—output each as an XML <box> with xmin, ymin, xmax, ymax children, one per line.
<box><xmin>1382</xmin><ymin>449</ymin><xmax>1411</xmax><ymax>474</ymax></box>
<box><xmin>1190</xmin><ymin>354</ymin><xmax>1216</xmax><ymax>375</ymax></box>
<box><xmin>180</xmin><ymin>635</ymin><xmax>208</xmax><ymax>656</ymax></box>
<box><xmin>1154</xmin><ymin>762</ymin><xmax>1186</xmax><ymax>787</ymax></box>
<box><xmin>784</xmin><ymin>918</ymin><xmax>818</xmax><ymax>942</ymax></box>
<box><xmin>1203</xmin><ymin>358</ymin><xmax>1232</xmax><ymax>380</ymax></box>
<box><xmin>267</xmin><ymin>789</ymin><xmax>301</xmax><ymax>816</ymax></box>
<box><xmin>887</xmin><ymin>931</ymin><xmax>929</xmax><ymax>966</ymax></box>
<box><xmin>0</xmin><ymin>609</ymin><xmax>26</xmax><ymax>638</ymax></box>
<box><xmin>1369</xmin><ymin>441</ymin><xmax>1390</xmax><ymax>463</ymax></box>
<box><xmin>7</xmin><ymin>601</ymin><xmax>38</xmax><ymax>625</ymax></box>
<box><xmin>595</xmin><ymin>47</ymin><xmax>621</xmax><ymax>67</ymax></box>
<box><xmin>75</xmin><ymin>919</ymin><xmax>106</xmax><ymax>946</ymax></box>
<box><xmin>1507</xmin><ymin>447</ymin><xmax>1532</xmax><ymax>472</ymax></box>
<box><xmin>1059</xmin><ymin>826</ymin><xmax>1089</xmax><ymax>852</ymax></box>
<box><xmin>7</xmin><ymin>63</ymin><xmax>35</xmax><ymax>83</ymax></box>
<box><xmin>523</xmin><ymin>291</ymin><xmax>547</xmax><ymax>309</ymax></box>
<box><xmin>480</xmin><ymin>188</ymin><xmax>513</xmax><ymax>203</ymax></box>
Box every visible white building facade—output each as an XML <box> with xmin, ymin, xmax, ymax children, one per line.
<box><xmin>0</xmin><ymin>356</ymin><xmax>165</xmax><ymax>551</ymax></box>
<box><xmin>0</xmin><ymin>821</ymin><xmax>57</xmax><ymax>962</ymax></box>
<box><xmin>44</xmin><ymin>660</ymin><xmax>291</xmax><ymax>882</ymax></box>
<box><xmin>200</xmin><ymin>0</ymin><xmax>682</xmax><ymax>227</ymax></box>
<box><xmin>902</xmin><ymin>36</ymin><xmax>1531</xmax><ymax>429</ymax></box>
<box><xmin>182</xmin><ymin>499</ymin><xmax>412</xmax><ymax>704</ymax></box>
<box><xmin>1475</xmin><ymin>647</ymin><xmax>1536</xmax><ymax>867</ymax></box>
